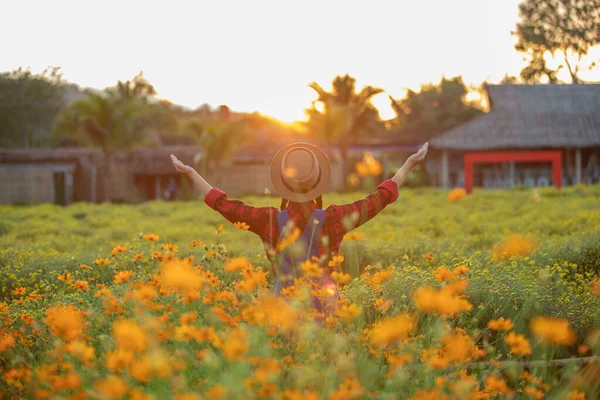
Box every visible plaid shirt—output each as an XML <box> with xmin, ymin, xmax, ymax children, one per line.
<box><xmin>204</xmin><ymin>179</ymin><xmax>399</xmax><ymax>262</ymax></box>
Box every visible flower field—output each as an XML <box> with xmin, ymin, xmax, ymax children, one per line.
<box><xmin>1</xmin><ymin>186</ymin><xmax>600</xmax><ymax>399</ymax></box>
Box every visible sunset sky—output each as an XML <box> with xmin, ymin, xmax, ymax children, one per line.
<box><xmin>3</xmin><ymin>0</ymin><xmax>599</xmax><ymax>122</ymax></box>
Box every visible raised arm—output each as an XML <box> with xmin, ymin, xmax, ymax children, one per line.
<box><xmin>171</xmin><ymin>154</ymin><xmax>213</xmax><ymax>199</ymax></box>
<box><xmin>170</xmin><ymin>154</ymin><xmax>277</xmax><ymax>239</ymax></box>
<box><xmin>326</xmin><ymin>143</ymin><xmax>429</xmax><ymax>233</ymax></box>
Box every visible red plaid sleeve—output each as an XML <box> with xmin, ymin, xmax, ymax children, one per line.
<box><xmin>325</xmin><ymin>179</ymin><xmax>399</xmax><ymax>234</ymax></box>
<box><xmin>204</xmin><ymin>188</ymin><xmax>278</xmax><ymax>241</ymax></box>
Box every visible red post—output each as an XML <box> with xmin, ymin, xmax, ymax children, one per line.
<box><xmin>462</xmin><ymin>151</ymin><xmax>563</xmax><ymax>194</ymax></box>
<box><xmin>464</xmin><ymin>155</ymin><xmax>474</xmax><ymax>194</ymax></box>
<box><xmin>552</xmin><ymin>152</ymin><xmax>562</xmax><ymax>189</ymax></box>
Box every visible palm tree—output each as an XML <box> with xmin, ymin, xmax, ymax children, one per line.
<box><xmin>53</xmin><ymin>74</ymin><xmax>172</xmax><ymax>201</ymax></box>
<box><xmin>306</xmin><ymin>74</ymin><xmax>383</xmax><ymax>189</ymax></box>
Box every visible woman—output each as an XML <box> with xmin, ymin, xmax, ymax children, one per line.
<box><xmin>171</xmin><ymin>142</ymin><xmax>428</xmax><ymax>317</ymax></box>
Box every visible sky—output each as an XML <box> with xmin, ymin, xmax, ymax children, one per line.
<box><xmin>2</xmin><ymin>0</ymin><xmax>598</xmax><ymax>122</ymax></box>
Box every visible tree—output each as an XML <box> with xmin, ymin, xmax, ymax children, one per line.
<box><xmin>389</xmin><ymin>76</ymin><xmax>482</xmax><ymax>141</ymax></box>
<box><xmin>513</xmin><ymin>0</ymin><xmax>600</xmax><ymax>83</ymax></box>
<box><xmin>0</xmin><ymin>67</ymin><xmax>70</xmax><ymax>148</ymax></box>
<box><xmin>53</xmin><ymin>73</ymin><xmax>172</xmax><ymax>201</ymax></box>
<box><xmin>181</xmin><ymin>107</ymin><xmax>251</xmax><ymax>186</ymax></box>
<box><xmin>305</xmin><ymin>74</ymin><xmax>384</xmax><ymax>188</ymax></box>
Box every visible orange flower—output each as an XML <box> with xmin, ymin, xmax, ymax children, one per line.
<box><xmin>143</xmin><ymin>233</ymin><xmax>159</xmax><ymax>241</ymax></box>
<box><xmin>114</xmin><ymin>271</ymin><xmax>133</xmax><ymax>284</ymax></box>
<box><xmin>112</xmin><ymin>320</ymin><xmax>147</xmax><ymax>352</ymax></box>
<box><xmin>188</xmin><ymin>240</ymin><xmax>203</xmax><ymax>248</ymax></box>
<box><xmin>301</xmin><ymin>260</ymin><xmax>323</xmax><ymax>278</ymax></box>
<box><xmin>524</xmin><ymin>386</ymin><xmax>544</xmax><ymax>400</ymax></box>
<box><xmin>0</xmin><ymin>334</ymin><xmax>15</xmax><ymax>352</ymax></box>
<box><xmin>530</xmin><ymin>317</ymin><xmax>576</xmax><ymax>345</ymax></box>
<box><xmin>492</xmin><ymin>234</ymin><xmax>537</xmax><ymax>261</ymax></box>
<box><xmin>488</xmin><ymin>318</ymin><xmax>514</xmax><ymax>331</ymax></box>
<box><xmin>413</xmin><ymin>282</ymin><xmax>472</xmax><ymax>317</ymax></box>
<box><xmin>567</xmin><ymin>390</ymin><xmax>586</xmax><ymax>400</ymax></box>
<box><xmin>159</xmin><ymin>259</ymin><xmax>204</xmax><ymax>293</ymax></box>
<box><xmin>234</xmin><ymin>221</ymin><xmax>250</xmax><ymax>231</ymax></box>
<box><xmin>224</xmin><ymin>257</ymin><xmax>251</xmax><ymax>273</ymax></box>
<box><xmin>80</xmin><ymin>264</ymin><xmax>92</xmax><ymax>270</ymax></box>
<box><xmin>484</xmin><ymin>375</ymin><xmax>513</xmax><ymax>396</ymax></box>
<box><xmin>45</xmin><ymin>305</ymin><xmax>86</xmax><ymax>340</ymax></box>
<box><xmin>504</xmin><ymin>331</ymin><xmax>532</xmax><ymax>356</ymax></box>
<box><xmin>95</xmin><ymin>375</ymin><xmax>129</xmax><ymax>400</ymax></box>
<box><xmin>162</xmin><ymin>243</ymin><xmax>179</xmax><ymax>253</ymax></box>
<box><xmin>591</xmin><ymin>279</ymin><xmax>600</xmax><ymax>296</ymax></box>
<box><xmin>374</xmin><ymin>298</ymin><xmax>391</xmax><ymax>312</ymax></box>
<box><xmin>435</xmin><ymin>267</ymin><xmax>455</xmax><ymax>282</ymax></box>
<box><xmin>448</xmin><ymin>188</ymin><xmax>466</xmax><ymax>202</ymax></box>
<box><xmin>133</xmin><ymin>253</ymin><xmax>144</xmax><ymax>260</ymax></box>
<box><xmin>70</xmin><ymin>280</ymin><xmax>89</xmax><ymax>291</ymax></box>
<box><xmin>277</xmin><ymin>228</ymin><xmax>301</xmax><ymax>251</ymax></box>
<box><xmin>355</xmin><ymin>153</ymin><xmax>383</xmax><ymax>177</ymax></box>
<box><xmin>58</xmin><ymin>273</ymin><xmax>73</xmax><ymax>283</ymax></box>
<box><xmin>453</xmin><ymin>265</ymin><xmax>469</xmax><ymax>275</ymax></box>
<box><xmin>336</xmin><ymin>304</ymin><xmax>362</xmax><ymax>322</ymax></box>
<box><xmin>255</xmin><ymin>295</ymin><xmax>299</xmax><ymax>334</ymax></box>
<box><xmin>371</xmin><ymin>313</ymin><xmax>414</xmax><ymax>347</ymax></box>
<box><xmin>206</xmin><ymin>384</ymin><xmax>227</xmax><ymax>399</ymax></box>
<box><xmin>12</xmin><ymin>287</ymin><xmax>26</xmax><ymax>296</ymax></box>
<box><xmin>222</xmin><ymin>329</ymin><xmax>248</xmax><ymax>360</ymax></box>
<box><xmin>65</xmin><ymin>340</ymin><xmax>95</xmax><ymax>365</ymax></box>
<box><xmin>328</xmin><ymin>255</ymin><xmax>344</xmax><ymax>268</ymax></box>
<box><xmin>331</xmin><ymin>271</ymin><xmax>351</xmax><ymax>285</ymax></box>
<box><xmin>329</xmin><ymin>375</ymin><xmax>365</xmax><ymax>400</ymax></box>
<box><xmin>106</xmin><ymin>348</ymin><xmax>134</xmax><ymax>371</ymax></box>
<box><xmin>216</xmin><ymin>224</ymin><xmax>224</xmax><ymax>234</ymax></box>
<box><xmin>343</xmin><ymin>232</ymin><xmax>364</xmax><ymax>241</ymax></box>
<box><xmin>111</xmin><ymin>245</ymin><xmax>127</xmax><ymax>257</ymax></box>
<box><xmin>94</xmin><ymin>258</ymin><xmax>110</xmax><ymax>265</ymax></box>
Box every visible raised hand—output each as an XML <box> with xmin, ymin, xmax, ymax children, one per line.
<box><xmin>170</xmin><ymin>154</ymin><xmax>196</xmax><ymax>176</ymax></box>
<box><xmin>405</xmin><ymin>143</ymin><xmax>429</xmax><ymax>170</ymax></box>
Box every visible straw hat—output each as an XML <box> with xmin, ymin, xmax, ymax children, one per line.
<box><xmin>270</xmin><ymin>142</ymin><xmax>332</xmax><ymax>203</ymax></box>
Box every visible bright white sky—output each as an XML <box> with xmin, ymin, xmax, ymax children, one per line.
<box><xmin>2</xmin><ymin>0</ymin><xmax>599</xmax><ymax>122</ymax></box>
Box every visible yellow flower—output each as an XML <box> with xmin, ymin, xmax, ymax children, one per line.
<box><xmin>336</xmin><ymin>304</ymin><xmax>362</xmax><ymax>322</ymax></box>
<box><xmin>111</xmin><ymin>245</ymin><xmax>127</xmax><ymax>257</ymax></box>
<box><xmin>112</xmin><ymin>319</ymin><xmax>147</xmax><ymax>353</ymax></box>
<box><xmin>234</xmin><ymin>221</ymin><xmax>250</xmax><ymax>231</ymax></box>
<box><xmin>114</xmin><ymin>271</ymin><xmax>133</xmax><ymax>284</ymax></box>
<box><xmin>530</xmin><ymin>317</ymin><xmax>576</xmax><ymax>345</ymax></box>
<box><xmin>371</xmin><ymin>313</ymin><xmax>414</xmax><ymax>347</ymax></box>
<box><xmin>448</xmin><ymin>188</ymin><xmax>466</xmax><ymax>202</ymax></box>
<box><xmin>143</xmin><ymin>233</ymin><xmax>159</xmax><ymax>241</ymax></box>
<box><xmin>301</xmin><ymin>260</ymin><xmax>323</xmax><ymax>278</ymax></box>
<box><xmin>94</xmin><ymin>375</ymin><xmax>129</xmax><ymax>400</ymax></box>
<box><xmin>94</xmin><ymin>258</ymin><xmax>110</xmax><ymax>265</ymax></box>
<box><xmin>45</xmin><ymin>305</ymin><xmax>86</xmax><ymax>340</ymax></box>
<box><xmin>488</xmin><ymin>318</ymin><xmax>514</xmax><ymax>331</ymax></box>
<box><xmin>58</xmin><ymin>272</ymin><xmax>73</xmax><ymax>282</ymax></box>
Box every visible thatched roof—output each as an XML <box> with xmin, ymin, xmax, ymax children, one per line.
<box><xmin>431</xmin><ymin>84</ymin><xmax>600</xmax><ymax>150</ymax></box>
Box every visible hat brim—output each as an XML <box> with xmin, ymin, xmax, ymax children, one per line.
<box><xmin>270</xmin><ymin>142</ymin><xmax>332</xmax><ymax>203</ymax></box>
